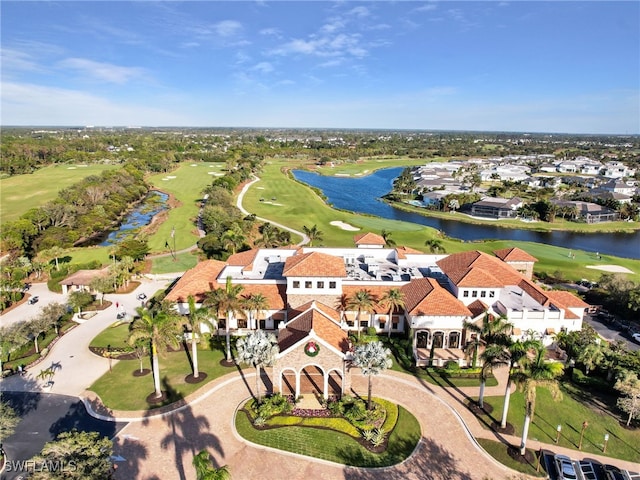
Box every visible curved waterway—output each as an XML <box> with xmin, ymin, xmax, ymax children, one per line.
<box><xmin>293</xmin><ymin>168</ymin><xmax>640</xmax><ymax>259</ymax></box>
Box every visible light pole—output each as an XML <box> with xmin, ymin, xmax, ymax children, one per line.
<box><xmin>107</xmin><ymin>344</ymin><xmax>112</xmax><ymax>373</ymax></box>
<box><xmin>555</xmin><ymin>424</ymin><xmax>562</xmax><ymax>443</ymax></box>
<box><xmin>603</xmin><ymin>433</ymin><xmax>609</xmax><ymax>453</ymax></box>
<box><xmin>578</xmin><ymin>421</ymin><xmax>588</xmax><ymax>450</ymax></box>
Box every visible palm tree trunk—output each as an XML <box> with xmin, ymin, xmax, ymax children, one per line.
<box><xmin>152</xmin><ymin>343</ymin><xmax>162</xmax><ymax>398</ymax></box>
<box><xmin>256</xmin><ymin>365</ymin><xmax>262</xmax><ymax>404</ymax></box>
<box><xmin>478</xmin><ymin>379</ymin><xmax>486</xmax><ymax>408</ymax></box>
<box><xmin>500</xmin><ymin>379</ymin><xmax>512</xmax><ymax>429</ymax></box>
<box><xmin>367</xmin><ymin>375</ymin><xmax>373</xmax><ymax>410</ymax></box>
<box><xmin>34</xmin><ymin>335</ymin><xmax>39</xmax><ymax>354</ymax></box>
<box><xmin>628</xmin><ymin>411</ymin><xmax>633</xmax><ymax>427</ymax></box>
<box><xmin>225</xmin><ymin>312</ymin><xmax>231</xmax><ymax>362</ymax></box>
<box><xmin>192</xmin><ymin>337</ymin><xmax>199</xmax><ymax>378</ymax></box>
<box><xmin>387</xmin><ymin>314</ymin><xmax>392</xmax><ymax>338</ymax></box>
<box><xmin>520</xmin><ymin>413</ymin><xmax>531</xmax><ymax>455</ymax></box>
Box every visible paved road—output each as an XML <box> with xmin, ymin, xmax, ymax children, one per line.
<box><xmin>584</xmin><ymin>314</ymin><xmax>640</xmax><ymax>352</ymax></box>
<box><xmin>0</xmin><ymin>392</ymin><xmax>128</xmax><ymax>480</ymax></box>
<box><xmin>0</xmin><ymin>282</ymin><xmax>68</xmax><ymax>328</ymax></box>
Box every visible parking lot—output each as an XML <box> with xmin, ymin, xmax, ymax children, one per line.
<box><xmin>540</xmin><ymin>449</ymin><xmax>640</xmax><ymax>480</ymax></box>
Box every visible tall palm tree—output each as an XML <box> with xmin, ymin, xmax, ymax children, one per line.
<box><xmin>478</xmin><ymin>344</ymin><xmax>510</xmax><ymax>408</ymax></box>
<box><xmin>222</xmin><ymin>228</ymin><xmax>245</xmax><ymax>255</ymax></box>
<box><xmin>128</xmin><ymin>308</ymin><xmax>182</xmax><ymax>399</ymax></box>
<box><xmin>335</xmin><ymin>294</ymin><xmax>349</xmax><ymax>326</ymax></box>
<box><xmin>425</xmin><ymin>238</ymin><xmax>445</xmax><ymax>254</ymax></box>
<box><xmin>235</xmin><ymin>329</ymin><xmax>279</xmax><ymax>404</ymax></box>
<box><xmin>352</xmin><ymin>341</ymin><xmax>392</xmax><ymax>410</ymax></box>
<box><xmin>192</xmin><ymin>450</ymin><xmax>230</xmax><ymax>480</ymax></box>
<box><xmin>242</xmin><ymin>293</ymin><xmax>269</xmax><ymax>330</ymax></box>
<box><xmin>206</xmin><ymin>276</ymin><xmax>243</xmax><ymax>362</ymax></box>
<box><xmin>578</xmin><ymin>342</ymin><xmax>605</xmax><ymax>376</ymax></box>
<box><xmin>185</xmin><ymin>296</ymin><xmax>215</xmax><ymax>379</ymax></box>
<box><xmin>512</xmin><ymin>343</ymin><xmax>564</xmax><ymax>455</ymax></box>
<box><xmin>378</xmin><ymin>288</ymin><xmax>405</xmax><ymax>338</ymax></box>
<box><xmin>464</xmin><ymin>315</ymin><xmax>513</xmax><ymax>368</ymax></box>
<box><xmin>347</xmin><ymin>289</ymin><xmax>377</xmax><ymax>339</ymax></box>
<box><xmin>500</xmin><ymin>339</ymin><xmax>537</xmax><ymax>429</ymax></box>
<box><xmin>302</xmin><ymin>224</ymin><xmax>323</xmax><ymax>246</ymax></box>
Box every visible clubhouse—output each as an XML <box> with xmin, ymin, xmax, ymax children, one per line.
<box><xmin>165</xmin><ymin>233</ymin><xmax>588</xmax><ymax>375</ymax></box>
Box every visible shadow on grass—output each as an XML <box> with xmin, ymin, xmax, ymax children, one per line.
<box><xmin>342</xmin><ymin>437</ymin><xmax>474</xmax><ymax>480</ymax></box>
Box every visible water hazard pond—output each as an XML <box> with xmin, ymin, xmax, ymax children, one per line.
<box><xmin>292</xmin><ymin>168</ymin><xmax>640</xmax><ymax>259</ymax></box>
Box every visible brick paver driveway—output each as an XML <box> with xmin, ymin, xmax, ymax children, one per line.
<box><xmin>111</xmin><ymin>371</ymin><xmax>517</xmax><ymax>480</ymax></box>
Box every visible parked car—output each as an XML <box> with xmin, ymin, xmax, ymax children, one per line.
<box><xmin>631</xmin><ymin>333</ymin><xmax>640</xmax><ymax>344</ymax></box>
<box><xmin>603</xmin><ymin>465</ymin><xmax>627</xmax><ymax>480</ymax></box>
<box><xmin>136</xmin><ymin>293</ymin><xmax>147</xmax><ymax>301</ymax></box>
<box><xmin>116</xmin><ymin>311</ymin><xmax>127</xmax><ymax>320</ymax></box>
<box><xmin>27</xmin><ymin>296</ymin><xmax>39</xmax><ymax>305</ymax></box>
<box><xmin>555</xmin><ymin>455</ymin><xmax>578</xmax><ymax>480</ymax></box>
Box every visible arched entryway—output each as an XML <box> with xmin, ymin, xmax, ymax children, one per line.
<box><xmin>281</xmin><ymin>368</ymin><xmax>296</xmax><ymax>396</ymax></box>
<box><xmin>327</xmin><ymin>369</ymin><xmax>342</xmax><ymax>397</ymax></box>
<box><xmin>299</xmin><ymin>365</ymin><xmax>324</xmax><ymax>395</ymax></box>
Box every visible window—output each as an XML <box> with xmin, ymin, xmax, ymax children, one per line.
<box><xmin>392</xmin><ymin>321</ymin><xmax>398</xmax><ymax>330</ymax></box>
<box><xmin>347</xmin><ymin>320</ymin><xmax>354</xmax><ymax>327</ymax></box>
<box><xmin>489</xmin><ymin>291</ymin><xmax>495</xmax><ymax>298</ymax></box>
<box><xmin>305</xmin><ymin>281</ymin><xmax>312</xmax><ymax>289</ymax></box>
<box><xmin>329</xmin><ymin>281</ymin><xmax>337</xmax><ymax>289</ymax></box>
<box><xmin>480</xmin><ymin>291</ymin><xmax>486</xmax><ymax>298</ymax></box>
<box><xmin>274</xmin><ymin>319</ymin><xmax>283</xmax><ymax>329</ymax></box>
<box><xmin>360</xmin><ymin>320</ymin><xmax>368</xmax><ymax>328</ymax></box>
<box><xmin>259</xmin><ymin>319</ymin><xmax>266</xmax><ymax>330</ymax></box>
<box><xmin>472</xmin><ymin>290</ymin><xmax>478</xmax><ymax>298</ymax></box>
<box><xmin>463</xmin><ymin>291</ymin><xmax>469</xmax><ymax>298</ymax></box>
<box><xmin>317</xmin><ymin>281</ymin><xmax>324</xmax><ymax>289</ymax></box>
<box><xmin>293</xmin><ymin>281</ymin><xmax>300</xmax><ymax>288</ymax></box>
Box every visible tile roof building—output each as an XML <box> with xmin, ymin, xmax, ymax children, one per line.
<box><xmin>166</xmin><ymin>235</ymin><xmax>588</xmax><ymax>376</ymax></box>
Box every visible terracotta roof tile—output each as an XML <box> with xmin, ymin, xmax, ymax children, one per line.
<box><xmin>283</xmin><ymin>251</ymin><xmax>346</xmax><ymax>277</ymax></box>
<box><xmin>546</xmin><ymin>290</ymin><xmax>590</xmax><ymax>318</ymax></box>
<box><xmin>395</xmin><ymin>245</ymin><xmax>425</xmax><ymax>259</ymax></box>
<box><xmin>239</xmin><ymin>284</ymin><xmax>287</xmax><ymax>311</ymax></box>
<box><xmin>467</xmin><ymin>299</ymin><xmax>489</xmax><ymax>318</ymax></box>
<box><xmin>164</xmin><ymin>260</ymin><xmax>226</xmax><ymax>303</ymax></box>
<box><xmin>59</xmin><ymin>267</ymin><xmax>110</xmax><ymax>286</ymax></box>
<box><xmin>278</xmin><ymin>304</ymin><xmax>349</xmax><ymax>354</ymax></box>
<box><xmin>401</xmin><ymin>278</ymin><xmax>471</xmax><ymax>317</ymax></box>
<box><xmin>437</xmin><ymin>251</ymin><xmax>525</xmax><ymax>287</ymax></box>
<box><xmin>494</xmin><ymin>247</ymin><xmax>538</xmax><ymax>263</ymax></box>
<box><xmin>354</xmin><ymin>232</ymin><xmax>386</xmax><ymax>245</ymax></box>
<box><xmin>227</xmin><ymin>249</ymin><xmax>258</xmax><ymax>266</ymax></box>
<box><xmin>342</xmin><ymin>285</ymin><xmax>399</xmax><ymax>314</ymax></box>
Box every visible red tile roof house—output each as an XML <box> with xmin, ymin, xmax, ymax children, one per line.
<box><xmin>164</xmin><ymin>238</ymin><xmax>589</xmax><ymax>390</ymax></box>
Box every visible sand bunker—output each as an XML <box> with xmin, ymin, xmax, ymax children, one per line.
<box><xmin>262</xmin><ymin>201</ymin><xmax>283</xmax><ymax>206</ymax></box>
<box><xmin>208</xmin><ymin>172</ymin><xmax>224</xmax><ymax>176</ymax></box>
<box><xmin>67</xmin><ymin>167</ymin><xmax>77</xmax><ymax>169</ymax></box>
<box><xmin>586</xmin><ymin>265</ymin><xmax>634</xmax><ymax>274</ymax></box>
<box><xmin>330</xmin><ymin>220</ymin><xmax>360</xmax><ymax>231</ymax></box>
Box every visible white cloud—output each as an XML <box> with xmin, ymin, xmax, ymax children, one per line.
<box><xmin>252</xmin><ymin>62</ymin><xmax>274</xmax><ymax>74</ymax></box>
<box><xmin>1</xmin><ymin>48</ymin><xmax>43</xmax><ymax>74</ymax></box>
<box><xmin>57</xmin><ymin>58</ymin><xmax>148</xmax><ymax>84</ymax></box>
<box><xmin>1</xmin><ymin>82</ymin><xmax>192</xmax><ymax>125</ymax></box>
<box><xmin>213</xmin><ymin>20</ymin><xmax>243</xmax><ymax>37</ymax></box>
<box><xmin>259</xmin><ymin>27</ymin><xmax>282</xmax><ymax>37</ymax></box>
<box><xmin>347</xmin><ymin>6</ymin><xmax>371</xmax><ymax>18</ymax></box>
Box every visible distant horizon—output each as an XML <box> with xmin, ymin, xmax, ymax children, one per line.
<box><xmin>2</xmin><ymin>124</ymin><xmax>638</xmax><ymax>137</ymax></box>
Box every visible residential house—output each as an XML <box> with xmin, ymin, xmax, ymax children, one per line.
<box><xmin>470</xmin><ymin>197</ymin><xmax>523</xmax><ymax>219</ymax></box>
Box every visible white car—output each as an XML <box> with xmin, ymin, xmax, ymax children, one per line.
<box><xmin>555</xmin><ymin>454</ymin><xmax>578</xmax><ymax>480</ymax></box>
<box><xmin>631</xmin><ymin>333</ymin><xmax>640</xmax><ymax>344</ymax></box>
<box><xmin>136</xmin><ymin>293</ymin><xmax>147</xmax><ymax>301</ymax></box>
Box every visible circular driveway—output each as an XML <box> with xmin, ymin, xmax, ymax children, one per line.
<box><xmin>110</xmin><ymin>372</ymin><xmax>515</xmax><ymax>480</ymax></box>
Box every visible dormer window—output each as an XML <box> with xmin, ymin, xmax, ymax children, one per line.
<box><xmin>293</xmin><ymin>281</ymin><xmax>300</xmax><ymax>288</ymax></box>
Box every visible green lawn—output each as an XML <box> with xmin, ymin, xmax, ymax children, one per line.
<box><xmin>150</xmin><ymin>251</ymin><xmax>200</xmax><ymax>274</ymax></box>
<box><xmin>480</xmin><ymin>385</ymin><xmax>640</xmax><ymax>463</ymax></box>
<box><xmin>235</xmin><ymin>402</ymin><xmax>421</xmax><ymax>467</ymax></box>
<box><xmin>477</xmin><ymin>438</ymin><xmax>545</xmax><ymax>477</ymax></box>
<box><xmin>0</xmin><ymin>163</ymin><xmax>119</xmax><ymax>222</ymax></box>
<box><xmin>89</xmin><ymin>323</ymin><xmax>131</xmax><ymax>350</ymax></box>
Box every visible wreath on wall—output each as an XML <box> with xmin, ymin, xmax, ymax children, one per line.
<box><xmin>304</xmin><ymin>341</ymin><xmax>320</xmax><ymax>357</ymax></box>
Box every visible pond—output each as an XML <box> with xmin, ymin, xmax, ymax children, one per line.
<box><xmin>96</xmin><ymin>190</ymin><xmax>169</xmax><ymax>246</ymax></box>
<box><xmin>292</xmin><ymin>168</ymin><xmax>640</xmax><ymax>259</ymax></box>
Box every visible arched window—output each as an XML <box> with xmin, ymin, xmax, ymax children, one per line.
<box><xmin>432</xmin><ymin>331</ymin><xmax>444</xmax><ymax>349</ymax></box>
<box><xmin>448</xmin><ymin>331</ymin><xmax>461</xmax><ymax>348</ymax></box>
<box><xmin>416</xmin><ymin>331</ymin><xmax>429</xmax><ymax>349</ymax></box>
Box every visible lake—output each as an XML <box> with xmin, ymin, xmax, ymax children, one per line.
<box><xmin>293</xmin><ymin>168</ymin><xmax>640</xmax><ymax>259</ymax></box>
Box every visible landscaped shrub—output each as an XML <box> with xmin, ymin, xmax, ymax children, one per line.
<box><xmin>252</xmin><ymin>393</ymin><xmax>292</xmax><ymax>418</ymax></box>
<box><xmin>444</xmin><ymin>360</ymin><xmax>461</xmax><ymax>373</ymax></box>
<box><xmin>367</xmin><ymin>327</ymin><xmax>377</xmax><ymax>336</ymax></box>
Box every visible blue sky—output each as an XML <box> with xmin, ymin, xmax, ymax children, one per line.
<box><xmin>2</xmin><ymin>1</ymin><xmax>638</xmax><ymax>134</ymax></box>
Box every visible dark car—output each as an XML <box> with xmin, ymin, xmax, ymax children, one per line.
<box><xmin>116</xmin><ymin>311</ymin><xmax>127</xmax><ymax>320</ymax></box>
<box><xmin>603</xmin><ymin>465</ymin><xmax>626</xmax><ymax>480</ymax></box>
<box><xmin>27</xmin><ymin>296</ymin><xmax>39</xmax><ymax>305</ymax></box>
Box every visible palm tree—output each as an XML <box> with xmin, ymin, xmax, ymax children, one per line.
<box><xmin>577</xmin><ymin>342</ymin><xmax>605</xmax><ymax>376</ymax></box>
<box><xmin>192</xmin><ymin>450</ymin><xmax>230</xmax><ymax>480</ymax></box>
<box><xmin>425</xmin><ymin>238</ymin><xmax>445</xmax><ymax>254</ymax></box>
<box><xmin>302</xmin><ymin>224</ymin><xmax>323</xmax><ymax>246</ymax></box>
<box><xmin>378</xmin><ymin>288</ymin><xmax>404</xmax><ymax>338</ymax></box>
<box><xmin>347</xmin><ymin>289</ymin><xmax>377</xmax><ymax>339</ymax></box>
<box><xmin>235</xmin><ymin>329</ymin><xmax>279</xmax><ymax>404</ymax></box>
<box><xmin>352</xmin><ymin>341</ymin><xmax>392</xmax><ymax>410</ymax></box>
<box><xmin>512</xmin><ymin>343</ymin><xmax>564</xmax><ymax>455</ymax></box>
<box><xmin>380</xmin><ymin>229</ymin><xmax>396</xmax><ymax>247</ymax></box>
<box><xmin>478</xmin><ymin>344</ymin><xmax>509</xmax><ymax>408</ymax></box>
<box><xmin>335</xmin><ymin>294</ymin><xmax>349</xmax><ymax>326</ymax></box>
<box><xmin>185</xmin><ymin>296</ymin><xmax>215</xmax><ymax>379</ymax></box>
<box><xmin>128</xmin><ymin>308</ymin><xmax>182</xmax><ymax>399</ymax></box>
<box><xmin>222</xmin><ymin>228</ymin><xmax>245</xmax><ymax>255</ymax></box>
<box><xmin>206</xmin><ymin>276</ymin><xmax>243</xmax><ymax>362</ymax></box>
<box><xmin>463</xmin><ymin>315</ymin><xmax>513</xmax><ymax>368</ymax></box>
<box><xmin>499</xmin><ymin>339</ymin><xmax>537</xmax><ymax>429</ymax></box>
<box><xmin>242</xmin><ymin>293</ymin><xmax>269</xmax><ymax>330</ymax></box>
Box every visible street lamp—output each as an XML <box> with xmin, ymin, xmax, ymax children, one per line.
<box><xmin>107</xmin><ymin>344</ymin><xmax>112</xmax><ymax>373</ymax></box>
<box><xmin>603</xmin><ymin>433</ymin><xmax>609</xmax><ymax>453</ymax></box>
<box><xmin>578</xmin><ymin>421</ymin><xmax>589</xmax><ymax>450</ymax></box>
<box><xmin>555</xmin><ymin>424</ymin><xmax>562</xmax><ymax>443</ymax></box>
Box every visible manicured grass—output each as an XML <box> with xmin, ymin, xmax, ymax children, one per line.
<box><xmin>387</xmin><ymin>361</ymin><xmax>498</xmax><ymax>389</ymax></box>
<box><xmin>0</xmin><ymin>164</ymin><xmax>119</xmax><ymax>222</ymax></box>
<box><xmin>477</xmin><ymin>438</ymin><xmax>546</xmax><ymax>477</ymax></box>
<box><xmin>89</xmin><ymin>346</ymin><xmax>240</xmax><ymax>411</ymax></box>
<box><xmin>89</xmin><ymin>323</ymin><xmax>131</xmax><ymax>350</ymax></box>
<box><xmin>480</xmin><ymin>385</ymin><xmax>640</xmax><ymax>463</ymax></box>
<box><xmin>235</xmin><ymin>402</ymin><xmax>421</xmax><ymax>467</ymax></box>
<box><xmin>146</xmin><ymin>162</ymin><xmax>225</xmax><ymax>253</ymax></box>
<box><xmin>61</xmin><ymin>246</ymin><xmax>111</xmax><ymax>267</ymax></box>
<box><xmin>150</xmin><ymin>251</ymin><xmax>200</xmax><ymax>274</ymax></box>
